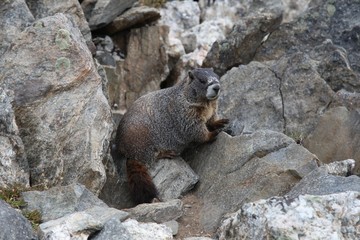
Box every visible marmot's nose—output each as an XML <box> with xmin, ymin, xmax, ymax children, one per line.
<box><xmin>212</xmin><ymin>84</ymin><xmax>220</xmax><ymax>93</ymax></box>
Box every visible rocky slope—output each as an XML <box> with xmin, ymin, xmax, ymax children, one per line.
<box><xmin>0</xmin><ymin>0</ymin><xmax>359</xmax><ymax>239</ymax></box>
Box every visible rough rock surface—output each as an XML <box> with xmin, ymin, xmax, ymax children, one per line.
<box><xmin>0</xmin><ymin>0</ymin><xmax>34</xmax><ymax>56</ymax></box>
<box><xmin>304</xmin><ymin>107</ymin><xmax>360</xmax><ymax>175</ymax></box>
<box><xmin>287</xmin><ymin>160</ymin><xmax>360</xmax><ymax>198</ymax></box>
<box><xmin>111</xmin><ymin>25</ymin><xmax>169</xmax><ymax>111</ymax></box>
<box><xmin>122</xmin><ymin>219</ymin><xmax>173</xmax><ymax>240</ymax></box>
<box><xmin>88</xmin><ymin>0</ymin><xmax>137</xmax><ymax>30</ymax></box>
<box><xmin>254</xmin><ymin>0</ymin><xmax>360</xmax><ymax>83</ymax></box>
<box><xmin>0</xmin><ymin>200</ymin><xmax>36</xmax><ymax>240</ymax></box>
<box><xmin>124</xmin><ymin>199</ymin><xmax>183</xmax><ymax>224</ymax></box>
<box><xmin>218</xmin><ymin>191</ymin><xmax>360</xmax><ymax>240</ymax></box>
<box><xmin>151</xmin><ymin>158</ymin><xmax>199</xmax><ymax>201</ymax></box>
<box><xmin>0</xmin><ymin>13</ymin><xmax>113</xmax><ymax>194</ymax></box>
<box><xmin>105</xmin><ymin>6</ymin><xmax>161</xmax><ymax>34</ymax></box>
<box><xmin>203</xmin><ymin>12</ymin><xmax>282</xmax><ymax>76</ymax></box>
<box><xmin>22</xmin><ymin>183</ymin><xmax>108</xmax><ymax>222</ymax></box>
<box><xmin>25</xmin><ymin>0</ymin><xmax>93</xmax><ymax>45</ymax></box>
<box><xmin>91</xmin><ymin>217</ymin><xmax>131</xmax><ymax>240</ymax></box>
<box><xmin>184</xmin><ymin>131</ymin><xmax>318</xmax><ymax>231</ymax></box>
<box><xmin>0</xmin><ymin>88</ymin><xmax>29</xmax><ymax>188</ymax></box>
<box><xmin>219</xmin><ymin>52</ymin><xmax>336</xmax><ymax>136</ymax></box>
<box><xmin>39</xmin><ymin>206</ymin><xmax>129</xmax><ymax>239</ymax></box>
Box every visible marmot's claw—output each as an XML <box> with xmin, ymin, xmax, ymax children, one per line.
<box><xmin>156</xmin><ymin>150</ymin><xmax>179</xmax><ymax>159</ymax></box>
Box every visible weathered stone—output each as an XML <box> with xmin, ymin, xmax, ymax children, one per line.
<box><xmin>124</xmin><ymin>199</ymin><xmax>183</xmax><ymax>224</ymax></box>
<box><xmin>254</xmin><ymin>0</ymin><xmax>360</xmax><ymax>84</ymax></box>
<box><xmin>122</xmin><ymin>219</ymin><xmax>173</xmax><ymax>240</ymax></box>
<box><xmin>114</xmin><ymin>25</ymin><xmax>169</xmax><ymax>110</ymax></box>
<box><xmin>163</xmin><ymin>220</ymin><xmax>179</xmax><ymax>236</ymax></box>
<box><xmin>184</xmin><ymin>131</ymin><xmax>318</xmax><ymax>231</ymax></box>
<box><xmin>281</xmin><ymin>0</ymin><xmax>310</xmax><ymax>22</ymax></box>
<box><xmin>203</xmin><ymin>12</ymin><xmax>282</xmax><ymax>76</ymax></box>
<box><xmin>151</xmin><ymin>158</ymin><xmax>199</xmax><ymax>201</ymax></box>
<box><xmin>0</xmin><ymin>200</ymin><xmax>36</xmax><ymax>240</ymax></box>
<box><xmin>0</xmin><ymin>88</ymin><xmax>29</xmax><ymax>188</ymax></box>
<box><xmin>89</xmin><ymin>0</ymin><xmax>137</xmax><ymax>30</ymax></box>
<box><xmin>219</xmin><ymin>52</ymin><xmax>336</xmax><ymax>136</ymax></box>
<box><xmin>270</xmin><ymin>52</ymin><xmax>336</xmax><ymax>136</ymax></box>
<box><xmin>218</xmin><ymin>191</ymin><xmax>360</xmax><ymax>240</ymax></box>
<box><xmin>39</xmin><ymin>206</ymin><xmax>129</xmax><ymax>239</ymax></box>
<box><xmin>0</xmin><ymin>14</ymin><xmax>113</xmax><ymax>194</ymax></box>
<box><xmin>80</xmin><ymin>0</ymin><xmax>97</xmax><ymax>21</ymax></box>
<box><xmin>91</xmin><ymin>217</ymin><xmax>131</xmax><ymax>240</ymax></box>
<box><xmin>105</xmin><ymin>6</ymin><xmax>161</xmax><ymax>34</ymax></box>
<box><xmin>303</xmin><ymin>107</ymin><xmax>360</xmax><ymax>175</ymax></box>
<box><xmin>22</xmin><ymin>183</ymin><xmax>108</xmax><ymax>222</ymax></box>
<box><xmin>25</xmin><ymin>0</ymin><xmax>93</xmax><ymax>45</ymax></box>
<box><xmin>0</xmin><ymin>0</ymin><xmax>34</xmax><ymax>56</ymax></box>
<box><xmin>287</xmin><ymin>160</ymin><xmax>360</xmax><ymax>199</ymax></box>
<box><xmin>218</xmin><ymin>62</ymin><xmax>284</xmax><ymax>135</ymax></box>
<box><xmin>159</xmin><ymin>0</ymin><xmax>200</xmax><ymax>39</ymax></box>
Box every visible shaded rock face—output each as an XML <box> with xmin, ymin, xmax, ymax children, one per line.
<box><xmin>0</xmin><ymin>88</ymin><xmax>29</xmax><ymax>188</ymax></box>
<box><xmin>0</xmin><ymin>200</ymin><xmax>36</xmax><ymax>240</ymax></box>
<box><xmin>217</xmin><ymin>191</ymin><xmax>360</xmax><ymax>240</ymax></box>
<box><xmin>0</xmin><ymin>13</ymin><xmax>113</xmax><ymax>194</ymax></box>
<box><xmin>184</xmin><ymin>131</ymin><xmax>318</xmax><ymax>231</ymax></box>
<box><xmin>254</xmin><ymin>0</ymin><xmax>360</xmax><ymax>88</ymax></box>
<box><xmin>304</xmin><ymin>107</ymin><xmax>360</xmax><ymax>175</ymax></box>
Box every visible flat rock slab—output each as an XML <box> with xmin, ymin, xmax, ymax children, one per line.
<box><xmin>184</xmin><ymin>131</ymin><xmax>318</xmax><ymax>231</ymax></box>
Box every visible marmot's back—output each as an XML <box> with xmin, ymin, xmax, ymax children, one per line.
<box><xmin>113</xmin><ymin>68</ymin><xmax>229</xmax><ymax>204</ymax></box>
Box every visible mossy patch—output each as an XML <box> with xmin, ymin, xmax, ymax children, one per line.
<box><xmin>55</xmin><ymin>57</ymin><xmax>71</xmax><ymax>71</ymax></box>
<box><xmin>55</xmin><ymin>29</ymin><xmax>71</xmax><ymax>50</ymax></box>
<box><xmin>0</xmin><ymin>186</ymin><xmax>42</xmax><ymax>230</ymax></box>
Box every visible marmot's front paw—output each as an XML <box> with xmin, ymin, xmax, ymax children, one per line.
<box><xmin>156</xmin><ymin>150</ymin><xmax>179</xmax><ymax>160</ymax></box>
<box><xmin>207</xmin><ymin>118</ymin><xmax>229</xmax><ymax>131</ymax></box>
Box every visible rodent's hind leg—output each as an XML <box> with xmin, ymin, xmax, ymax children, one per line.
<box><xmin>156</xmin><ymin>149</ymin><xmax>180</xmax><ymax>160</ymax></box>
<box><xmin>206</xmin><ymin>118</ymin><xmax>229</xmax><ymax>131</ymax></box>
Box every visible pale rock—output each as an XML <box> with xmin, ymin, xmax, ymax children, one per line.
<box><xmin>39</xmin><ymin>206</ymin><xmax>129</xmax><ymax>239</ymax></box>
<box><xmin>218</xmin><ymin>191</ymin><xmax>360</xmax><ymax>240</ymax></box>
<box><xmin>122</xmin><ymin>219</ymin><xmax>173</xmax><ymax>240</ymax></box>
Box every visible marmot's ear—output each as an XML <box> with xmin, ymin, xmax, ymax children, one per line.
<box><xmin>188</xmin><ymin>71</ymin><xmax>195</xmax><ymax>81</ymax></box>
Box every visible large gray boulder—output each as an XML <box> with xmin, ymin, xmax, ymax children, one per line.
<box><xmin>184</xmin><ymin>131</ymin><xmax>318</xmax><ymax>231</ymax></box>
<box><xmin>0</xmin><ymin>13</ymin><xmax>113</xmax><ymax>194</ymax></box>
<box><xmin>0</xmin><ymin>200</ymin><xmax>37</xmax><ymax>240</ymax></box>
<box><xmin>0</xmin><ymin>88</ymin><xmax>29</xmax><ymax>188</ymax></box>
<box><xmin>22</xmin><ymin>183</ymin><xmax>108</xmax><ymax>222</ymax></box>
<box><xmin>219</xmin><ymin>52</ymin><xmax>336</xmax><ymax>136</ymax></box>
<box><xmin>218</xmin><ymin>191</ymin><xmax>360</xmax><ymax>240</ymax></box>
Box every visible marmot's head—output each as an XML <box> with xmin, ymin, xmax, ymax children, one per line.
<box><xmin>187</xmin><ymin>68</ymin><xmax>221</xmax><ymax>102</ymax></box>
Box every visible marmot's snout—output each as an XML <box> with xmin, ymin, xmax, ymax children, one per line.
<box><xmin>206</xmin><ymin>83</ymin><xmax>221</xmax><ymax>100</ymax></box>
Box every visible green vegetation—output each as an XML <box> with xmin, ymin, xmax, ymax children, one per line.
<box><xmin>287</xmin><ymin>131</ymin><xmax>304</xmax><ymax>145</ymax></box>
<box><xmin>0</xmin><ymin>186</ymin><xmax>42</xmax><ymax>230</ymax></box>
<box><xmin>139</xmin><ymin>0</ymin><xmax>167</xmax><ymax>8</ymax></box>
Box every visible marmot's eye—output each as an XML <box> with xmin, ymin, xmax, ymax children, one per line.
<box><xmin>199</xmin><ymin>78</ymin><xmax>207</xmax><ymax>84</ymax></box>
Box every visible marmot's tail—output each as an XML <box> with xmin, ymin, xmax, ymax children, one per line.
<box><xmin>126</xmin><ymin>159</ymin><xmax>158</xmax><ymax>204</ymax></box>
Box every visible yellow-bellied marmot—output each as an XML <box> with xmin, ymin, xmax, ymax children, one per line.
<box><xmin>113</xmin><ymin>68</ymin><xmax>228</xmax><ymax>204</ymax></box>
